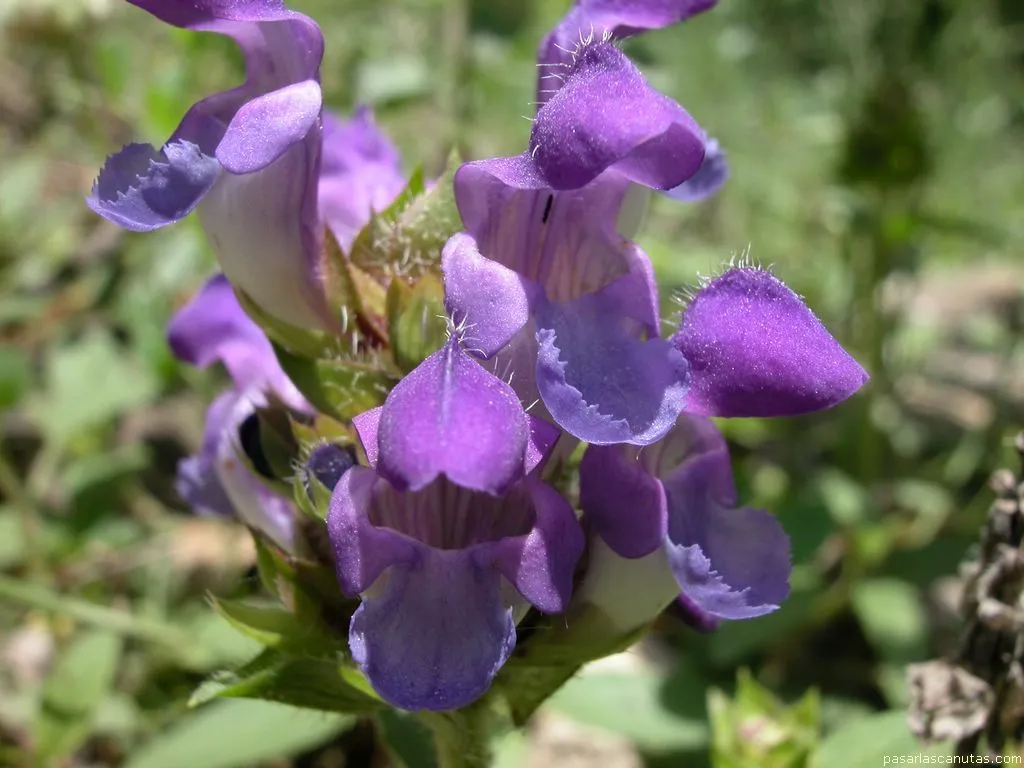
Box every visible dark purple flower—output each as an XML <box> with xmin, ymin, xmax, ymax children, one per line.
<box><xmin>169</xmin><ymin>274</ymin><xmax>308</xmax><ymax>552</ymax></box>
<box><xmin>328</xmin><ymin>339</ymin><xmax>583</xmax><ymax>711</ymax></box>
<box><xmin>673</xmin><ymin>267</ymin><xmax>869</xmax><ymax>417</ymax></box>
<box><xmin>665</xmin><ymin>136</ymin><xmax>729</xmax><ymax>202</ymax></box>
<box><xmin>579</xmin><ymin>413</ymin><xmax>791</xmax><ymax>625</ymax></box>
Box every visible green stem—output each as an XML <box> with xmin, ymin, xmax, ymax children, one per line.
<box><xmin>420</xmin><ymin>705</ymin><xmax>495</xmax><ymax>768</ymax></box>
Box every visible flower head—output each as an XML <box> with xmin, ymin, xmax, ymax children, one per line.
<box><xmin>327</xmin><ymin>339</ymin><xmax>582</xmax><ymax>710</ymax></box>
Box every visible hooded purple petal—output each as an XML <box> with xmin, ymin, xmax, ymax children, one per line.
<box><xmin>535</xmin><ymin>288</ymin><xmax>689</xmax><ymax>445</ymax></box>
<box><xmin>441</xmin><ymin>232</ymin><xmax>541</xmax><ymax>357</ymax></box>
<box><xmin>673</xmin><ymin>268</ymin><xmax>869</xmax><ymax>417</ymax></box>
<box><xmin>349</xmin><ymin>552</ymin><xmax>516</xmax><ymax>711</ymax></box>
<box><xmin>530</xmin><ymin>42</ymin><xmax>705</xmax><ymax>191</ymax></box>
<box><xmin>89</xmin><ymin>0</ymin><xmax>332</xmax><ymax>330</ymax></box>
<box><xmin>167</xmin><ymin>274</ymin><xmax>308</xmax><ymax>411</ymax></box>
<box><xmin>376</xmin><ymin>340</ymin><xmax>529</xmax><ymax>494</ymax></box>
<box><xmin>537</xmin><ymin>0</ymin><xmax>718</xmax><ymax>103</ymax></box>
<box><xmin>318</xmin><ymin>107</ymin><xmax>405</xmax><ymax>250</ymax></box>
<box><xmin>665</xmin><ymin>136</ymin><xmax>729</xmax><ymax>202</ymax></box>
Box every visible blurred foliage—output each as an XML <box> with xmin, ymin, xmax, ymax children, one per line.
<box><xmin>1</xmin><ymin>0</ymin><xmax>1023</xmax><ymax>765</ymax></box>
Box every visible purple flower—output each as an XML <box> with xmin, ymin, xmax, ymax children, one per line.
<box><xmin>444</xmin><ymin>41</ymin><xmax>707</xmax><ymax>446</ymax></box>
<box><xmin>537</xmin><ymin>0</ymin><xmax>719</xmax><ymax>106</ymax></box>
<box><xmin>170</xmin><ymin>274</ymin><xmax>309</xmax><ymax>553</ymax></box>
<box><xmin>579</xmin><ymin>413</ymin><xmax>791</xmax><ymax>627</ymax></box>
<box><xmin>327</xmin><ymin>339</ymin><xmax>583</xmax><ymax>711</ymax></box>
<box><xmin>88</xmin><ymin>2</ymin><xmax>404</xmax><ymax>331</ymax></box>
<box><xmin>536</xmin><ymin>0</ymin><xmax>727</xmax><ymax>203</ymax></box>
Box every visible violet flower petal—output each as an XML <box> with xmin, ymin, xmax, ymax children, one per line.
<box><xmin>91</xmin><ymin>0</ymin><xmax>332</xmax><ymax>331</ymax></box>
<box><xmin>376</xmin><ymin>340</ymin><xmax>530</xmax><ymax>494</ymax></box>
<box><xmin>349</xmin><ymin>552</ymin><xmax>516</xmax><ymax>711</ymax></box>
<box><xmin>177</xmin><ymin>387</ymin><xmax>299</xmax><ymax>553</ymax></box>
<box><xmin>579</xmin><ymin>443</ymin><xmax>667</xmax><ymax>559</ymax></box>
<box><xmin>175</xmin><ymin>391</ymin><xmax>238</xmax><ymax>518</ymax></box>
<box><xmin>663</xmin><ymin>448</ymin><xmax>791</xmax><ymax>619</ymax></box>
<box><xmin>319</xmin><ymin>107</ymin><xmax>405</xmax><ymax>250</ymax></box>
<box><xmin>485</xmin><ymin>477</ymin><xmax>584</xmax><ymax>613</ymax></box>
<box><xmin>537</xmin><ymin>0</ymin><xmax>718</xmax><ymax>103</ymax></box>
<box><xmin>665</xmin><ymin>136</ymin><xmax>729</xmax><ymax>202</ymax></box>
<box><xmin>531</xmin><ymin>42</ymin><xmax>705</xmax><ymax>190</ymax></box>
<box><xmin>535</xmin><ymin>289</ymin><xmax>689</xmax><ymax>445</ymax></box>
<box><xmin>442</xmin><ymin>232</ymin><xmax>542</xmax><ymax>357</ymax></box>
<box><xmin>167</xmin><ymin>274</ymin><xmax>308</xmax><ymax>411</ymax></box>
<box><xmin>87</xmin><ymin>141</ymin><xmax>220</xmax><ymax>231</ymax></box>
<box><xmin>673</xmin><ymin>268</ymin><xmax>869</xmax><ymax>417</ymax></box>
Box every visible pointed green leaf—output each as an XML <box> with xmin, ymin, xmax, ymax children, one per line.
<box><xmin>127</xmin><ymin>698</ymin><xmax>353</xmax><ymax>768</ymax></box>
<box><xmin>189</xmin><ymin>649</ymin><xmax>383</xmax><ymax>714</ymax></box>
<box><xmin>34</xmin><ymin>629</ymin><xmax>123</xmax><ymax>762</ymax></box>
<box><xmin>386</xmin><ymin>274</ymin><xmax>448</xmax><ymax>372</ymax></box>
<box><xmin>210</xmin><ymin>597</ymin><xmax>340</xmax><ymax>657</ymax></box>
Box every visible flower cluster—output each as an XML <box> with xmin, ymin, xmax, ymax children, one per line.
<box><xmin>89</xmin><ymin>0</ymin><xmax>867</xmax><ymax>713</ymax></box>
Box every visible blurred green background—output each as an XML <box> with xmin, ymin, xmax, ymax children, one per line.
<box><xmin>1</xmin><ymin>0</ymin><xmax>1023</xmax><ymax>765</ymax></box>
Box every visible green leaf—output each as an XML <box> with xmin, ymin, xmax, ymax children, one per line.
<box><xmin>850</xmin><ymin>578</ymin><xmax>928</xmax><ymax>663</ymax></box>
<box><xmin>189</xmin><ymin>649</ymin><xmax>383</xmax><ymax>714</ymax></box>
<box><xmin>273</xmin><ymin>344</ymin><xmax>397</xmax><ymax>422</ymax></box>
<box><xmin>0</xmin><ymin>347</ymin><xmax>32</xmax><ymax>410</ymax></box>
<box><xmin>708</xmin><ymin>670</ymin><xmax>819</xmax><ymax>768</ymax></box>
<box><xmin>816</xmin><ymin>710</ymin><xmax>949</xmax><ymax>768</ymax></box>
<box><xmin>126</xmin><ymin>699</ymin><xmax>354</xmax><ymax>768</ymax></box>
<box><xmin>386</xmin><ymin>274</ymin><xmax>448</xmax><ymax>373</ymax></box>
<box><xmin>378</xmin><ymin>710</ymin><xmax>439</xmax><ymax>768</ymax></box>
<box><xmin>210</xmin><ymin>597</ymin><xmax>340</xmax><ymax>657</ymax></box>
<box><xmin>34</xmin><ymin>629</ymin><xmax>123</xmax><ymax>762</ymax></box>
<box><xmin>27</xmin><ymin>330</ymin><xmax>159</xmax><ymax>443</ymax></box>
<box><xmin>0</xmin><ymin>507</ymin><xmax>27</xmax><ymax>569</ymax></box>
<box><xmin>349</xmin><ymin>153</ymin><xmax>461</xmax><ymax>283</ymax></box>
<box><xmin>545</xmin><ymin>663</ymin><xmax>709</xmax><ymax>753</ymax></box>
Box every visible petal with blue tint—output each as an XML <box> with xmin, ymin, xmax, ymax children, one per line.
<box><xmin>377</xmin><ymin>341</ymin><xmax>529</xmax><ymax>493</ymax></box>
<box><xmin>216</xmin><ymin>80</ymin><xmax>322</xmax><ymax>174</ymax></box>
<box><xmin>673</xmin><ymin>268</ymin><xmax>869</xmax><ymax>417</ymax></box>
<box><xmin>531</xmin><ymin>42</ymin><xmax>705</xmax><ymax>191</ymax></box>
<box><xmin>87</xmin><ymin>141</ymin><xmax>220</xmax><ymax>231</ymax></box>
<box><xmin>665</xmin><ymin>136</ymin><xmax>729</xmax><ymax>202</ymax></box>
<box><xmin>535</xmin><ymin>289</ymin><xmax>689</xmax><ymax>445</ymax></box>
<box><xmin>349</xmin><ymin>551</ymin><xmax>515</xmax><ymax>711</ymax></box>
<box><xmin>167</xmin><ymin>274</ymin><xmax>308</xmax><ymax>410</ymax></box>
<box><xmin>326</xmin><ymin>467</ymin><xmax>420</xmax><ymax>595</ymax></box>
<box><xmin>663</xmin><ymin>448</ymin><xmax>791</xmax><ymax>619</ymax></box>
